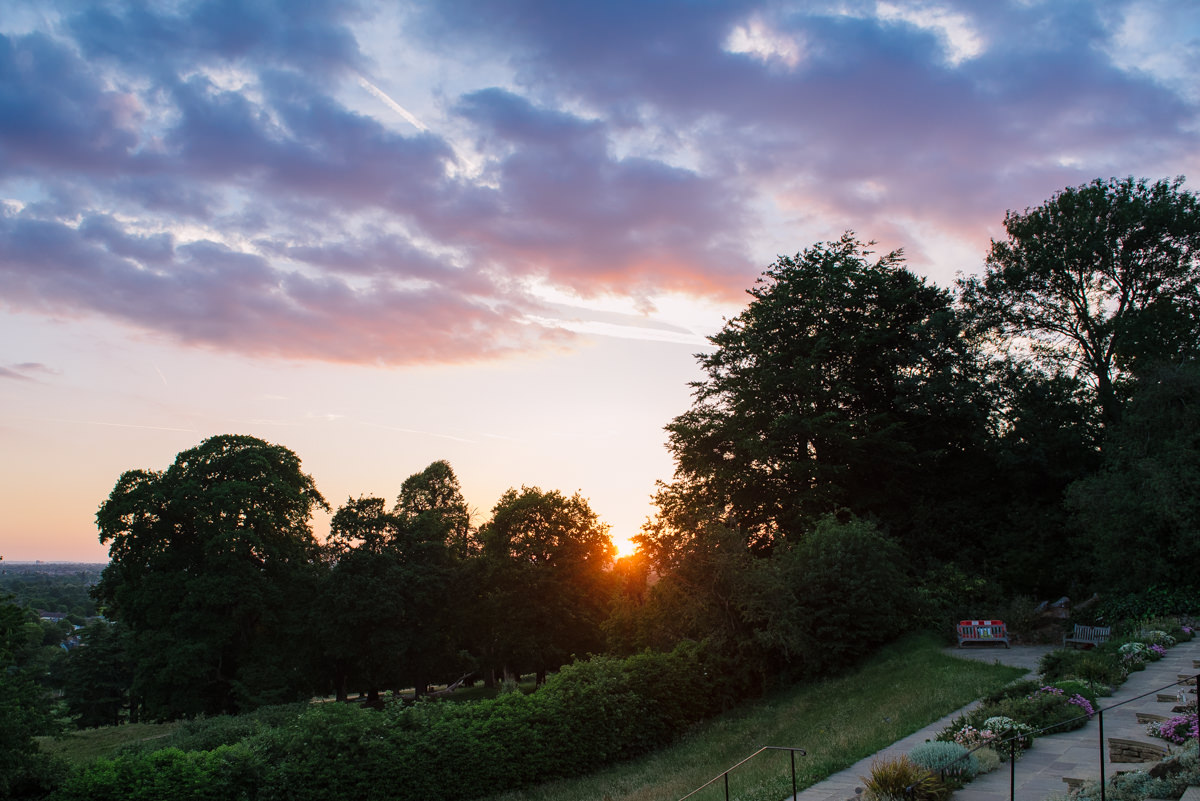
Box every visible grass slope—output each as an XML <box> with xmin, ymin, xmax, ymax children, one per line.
<box><xmin>37</xmin><ymin>721</ymin><xmax>179</xmax><ymax>766</ymax></box>
<box><xmin>483</xmin><ymin>634</ymin><xmax>1024</xmax><ymax>801</ymax></box>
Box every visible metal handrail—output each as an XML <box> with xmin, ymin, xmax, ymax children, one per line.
<box><xmin>677</xmin><ymin>745</ymin><xmax>807</xmax><ymax>801</ymax></box>
<box><xmin>939</xmin><ymin>672</ymin><xmax>1199</xmax><ymax>801</ymax></box>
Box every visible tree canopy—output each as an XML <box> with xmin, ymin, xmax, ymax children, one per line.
<box><xmin>94</xmin><ymin>434</ymin><xmax>328</xmax><ymax>719</ymax></box>
<box><xmin>655</xmin><ymin>233</ymin><xmax>988</xmax><ymax>556</ymax></box>
<box><xmin>960</xmin><ymin>176</ymin><xmax>1200</xmax><ymax>427</ymax></box>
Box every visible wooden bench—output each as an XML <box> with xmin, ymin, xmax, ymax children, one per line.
<box><xmin>956</xmin><ymin>619</ymin><xmax>1010</xmax><ymax>648</ymax></box>
<box><xmin>1063</xmin><ymin>624</ymin><xmax>1110</xmax><ymax>649</ymax></box>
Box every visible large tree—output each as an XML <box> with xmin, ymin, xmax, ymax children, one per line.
<box><xmin>476</xmin><ymin>487</ymin><xmax>615</xmax><ymax>683</ymax></box>
<box><xmin>94</xmin><ymin>435</ymin><xmax>328</xmax><ymax>719</ymax></box>
<box><xmin>320</xmin><ymin>488</ymin><xmax>458</xmax><ymax>702</ymax></box>
<box><xmin>655</xmin><ymin>233</ymin><xmax>989</xmax><ymax>558</ymax></box>
<box><xmin>960</xmin><ymin>176</ymin><xmax>1200</xmax><ymax>428</ymax></box>
<box><xmin>1067</xmin><ymin>365</ymin><xmax>1200</xmax><ymax>593</ymax></box>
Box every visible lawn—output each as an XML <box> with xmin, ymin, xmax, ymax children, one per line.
<box><xmin>37</xmin><ymin>720</ymin><xmax>179</xmax><ymax>766</ymax></box>
<box><xmin>482</xmin><ymin>634</ymin><xmax>1024</xmax><ymax>801</ymax></box>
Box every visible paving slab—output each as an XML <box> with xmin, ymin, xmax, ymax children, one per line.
<box><xmin>785</xmin><ymin>637</ymin><xmax>1200</xmax><ymax>801</ymax></box>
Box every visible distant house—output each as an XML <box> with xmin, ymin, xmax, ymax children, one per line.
<box><xmin>37</xmin><ymin>610</ymin><xmax>70</xmax><ymax>623</ymax></box>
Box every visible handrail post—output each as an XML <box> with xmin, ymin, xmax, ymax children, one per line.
<box><xmin>1099</xmin><ymin>707</ymin><xmax>1106</xmax><ymax>801</ymax></box>
<box><xmin>1009</xmin><ymin>736</ymin><xmax>1016</xmax><ymax>801</ymax></box>
<box><xmin>723</xmin><ymin>771</ymin><xmax>729</xmax><ymax>801</ymax></box>
<box><xmin>790</xmin><ymin>749</ymin><xmax>797</xmax><ymax>800</ymax></box>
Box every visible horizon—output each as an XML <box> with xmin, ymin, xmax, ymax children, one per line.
<box><xmin>3</xmin><ymin>1</ymin><xmax>1199</xmax><ymax>562</ymax></box>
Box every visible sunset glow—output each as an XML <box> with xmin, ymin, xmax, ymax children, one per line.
<box><xmin>2</xmin><ymin>1</ymin><xmax>1198</xmax><ymax>563</ymax></box>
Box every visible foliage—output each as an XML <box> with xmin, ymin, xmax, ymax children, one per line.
<box><xmin>48</xmin><ymin>634</ymin><xmax>1021</xmax><ymax>801</ymax></box>
<box><xmin>126</xmin><ymin>703</ymin><xmax>309</xmax><ymax>755</ymax></box>
<box><xmin>1067</xmin><ymin>365</ymin><xmax>1200</xmax><ymax>594</ymax></box>
<box><xmin>861</xmin><ymin>756</ymin><xmax>949</xmax><ymax>801</ymax></box>
<box><xmin>94</xmin><ymin>435</ymin><xmax>329</xmax><ymax>720</ymax></box>
<box><xmin>1055</xmin><ymin>742</ymin><xmax>1200</xmax><ymax>801</ymax></box>
<box><xmin>1</xmin><ymin>591</ymin><xmax>67</xmax><ymax>800</ymax></box>
<box><xmin>654</xmin><ymin>232</ymin><xmax>989</xmax><ymax>559</ymax></box>
<box><xmin>907</xmin><ymin>741</ymin><xmax>978</xmax><ymax>785</ymax></box>
<box><xmin>973</xmin><ymin>747</ymin><xmax>1001</xmax><ymax>775</ymax></box>
<box><xmin>1037</xmin><ymin>647</ymin><xmax>1125</xmax><ymax>689</ymax></box>
<box><xmin>61</xmin><ymin>622</ymin><xmax>134</xmax><ymax>728</ymax></box>
<box><xmin>395</xmin><ymin>459</ymin><xmax>477</xmax><ymax>559</ymax></box>
<box><xmin>49</xmin><ymin>743</ymin><xmax>266</xmax><ymax>801</ymax></box>
<box><xmin>1078</xmin><ymin>588</ymin><xmax>1200</xmax><ymax>625</ymax></box>
<box><xmin>0</xmin><ymin>565</ymin><xmax>103</xmax><ymax>619</ymax></box>
<box><xmin>319</xmin><ymin>490</ymin><xmax>456</xmax><ymax>703</ymax></box>
<box><xmin>959</xmin><ymin>175</ymin><xmax>1200</xmax><ymax>429</ymax></box>
<box><xmin>911</xmin><ymin>564</ymin><xmax>1005</xmax><ymax>634</ymax></box>
<box><xmin>476</xmin><ymin>486</ymin><xmax>616</xmax><ymax>680</ymax></box>
<box><xmin>1048</xmin><ymin>680</ymin><xmax>1099</xmax><ymax>707</ymax></box>
<box><xmin>778</xmin><ymin>515</ymin><xmax>917</xmax><ymax>677</ymax></box>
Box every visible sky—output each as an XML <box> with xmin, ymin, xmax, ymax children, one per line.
<box><xmin>2</xmin><ymin>0</ymin><xmax>1199</xmax><ymax>563</ymax></box>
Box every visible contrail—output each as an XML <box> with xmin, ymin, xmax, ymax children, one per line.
<box><xmin>357</xmin><ymin>74</ymin><xmax>428</xmax><ymax>132</ymax></box>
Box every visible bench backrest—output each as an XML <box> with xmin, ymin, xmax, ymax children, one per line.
<box><xmin>1071</xmin><ymin>624</ymin><xmax>1110</xmax><ymax>641</ymax></box>
<box><xmin>958</xmin><ymin>620</ymin><xmax>1007</xmax><ymax>637</ymax></box>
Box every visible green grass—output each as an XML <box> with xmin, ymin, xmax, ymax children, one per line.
<box><xmin>36</xmin><ymin>720</ymin><xmax>179</xmax><ymax>765</ymax></box>
<box><xmin>482</xmin><ymin>634</ymin><xmax>1025</xmax><ymax>801</ymax></box>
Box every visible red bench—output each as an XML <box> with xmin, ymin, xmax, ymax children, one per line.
<box><xmin>957</xmin><ymin>619</ymin><xmax>1010</xmax><ymax>648</ymax></box>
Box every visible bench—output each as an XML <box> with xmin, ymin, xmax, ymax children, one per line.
<box><xmin>957</xmin><ymin>619</ymin><xmax>1010</xmax><ymax>648</ymax></box>
<box><xmin>1064</xmin><ymin>624</ymin><xmax>1110</xmax><ymax>649</ymax></box>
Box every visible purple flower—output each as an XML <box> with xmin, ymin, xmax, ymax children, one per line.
<box><xmin>1067</xmin><ymin>694</ymin><xmax>1095</xmax><ymax>718</ymax></box>
<box><xmin>1148</xmin><ymin>713</ymin><xmax>1198</xmax><ymax>744</ymax></box>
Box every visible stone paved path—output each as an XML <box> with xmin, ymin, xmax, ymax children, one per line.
<box><xmin>785</xmin><ymin>637</ymin><xmax>1200</xmax><ymax>801</ymax></box>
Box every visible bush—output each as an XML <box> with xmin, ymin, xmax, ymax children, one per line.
<box><xmin>1054</xmin><ymin>742</ymin><xmax>1200</xmax><ymax>801</ymax></box>
<box><xmin>51</xmin><ymin>744</ymin><xmax>266</xmax><ymax>801</ymax></box>
<box><xmin>861</xmin><ymin>756</ymin><xmax>949</xmax><ymax>801</ymax></box>
<box><xmin>1038</xmin><ymin>647</ymin><xmax>1124</xmax><ymax>689</ymax></box>
<box><xmin>908</xmin><ymin>741</ymin><xmax>978</xmax><ymax>786</ymax></box>
<box><xmin>1049</xmin><ymin>680</ymin><xmax>1099</xmax><ymax>707</ymax></box>
<box><xmin>124</xmin><ymin>703</ymin><xmax>309</xmax><ymax>755</ymax></box>
<box><xmin>1080</xmin><ymin>587</ymin><xmax>1200</xmax><ymax>625</ymax></box>
<box><xmin>784</xmin><ymin>516</ymin><xmax>917</xmax><ymax>676</ymax></box>
<box><xmin>974</xmin><ymin>747</ymin><xmax>1001</xmax><ymax>775</ymax></box>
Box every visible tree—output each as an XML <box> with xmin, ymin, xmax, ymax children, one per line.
<box><xmin>318</xmin><ymin>489</ymin><xmax>458</xmax><ymax>703</ymax></box>
<box><xmin>94</xmin><ymin>435</ymin><xmax>328</xmax><ymax>719</ymax></box>
<box><xmin>1066</xmin><ymin>365</ymin><xmax>1200</xmax><ymax>593</ymax></box>
<box><xmin>960</xmin><ymin>176</ymin><xmax>1200</xmax><ymax>428</ymax></box>
<box><xmin>0</xmin><ymin>590</ymin><xmax>63</xmax><ymax>798</ymax></box>
<box><xmin>477</xmin><ymin>487</ymin><xmax>615</xmax><ymax>682</ymax></box>
<box><xmin>61</xmin><ymin>621</ymin><xmax>134</xmax><ymax>728</ymax></box>
<box><xmin>395</xmin><ymin>459</ymin><xmax>476</xmax><ymax>558</ymax></box>
<box><xmin>655</xmin><ymin>233</ymin><xmax>989</xmax><ymax>557</ymax></box>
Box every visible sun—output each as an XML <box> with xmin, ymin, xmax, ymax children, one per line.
<box><xmin>612</xmin><ymin>535</ymin><xmax>639</xmax><ymax>558</ymax></box>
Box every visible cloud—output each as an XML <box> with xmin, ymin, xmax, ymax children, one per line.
<box><xmin>1</xmin><ymin>1</ymin><xmax>1197</xmax><ymax>366</ymax></box>
<box><xmin>0</xmin><ymin>362</ymin><xmax>54</xmax><ymax>381</ymax></box>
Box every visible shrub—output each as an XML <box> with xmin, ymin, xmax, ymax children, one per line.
<box><xmin>861</xmin><ymin>756</ymin><xmax>949</xmax><ymax>801</ymax></box>
<box><xmin>1079</xmin><ymin>587</ymin><xmax>1200</xmax><ymax>626</ymax></box>
<box><xmin>51</xmin><ymin>744</ymin><xmax>266</xmax><ymax>801</ymax></box>
<box><xmin>974</xmin><ymin>747</ymin><xmax>1001</xmax><ymax>775</ymax></box>
<box><xmin>1038</xmin><ymin>648</ymin><xmax>1124</xmax><ymax>689</ymax></box>
<box><xmin>124</xmin><ymin>702</ymin><xmax>309</xmax><ymax>755</ymax></box>
<box><xmin>982</xmin><ymin>679</ymin><xmax>1042</xmax><ymax>706</ymax></box>
<box><xmin>1049</xmin><ymin>680</ymin><xmax>1099</xmax><ymax>707</ymax></box>
<box><xmin>1053</xmin><ymin>742</ymin><xmax>1200</xmax><ymax>801</ymax></box>
<box><xmin>907</xmin><ymin>741</ymin><xmax>978</xmax><ymax>786</ymax></box>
